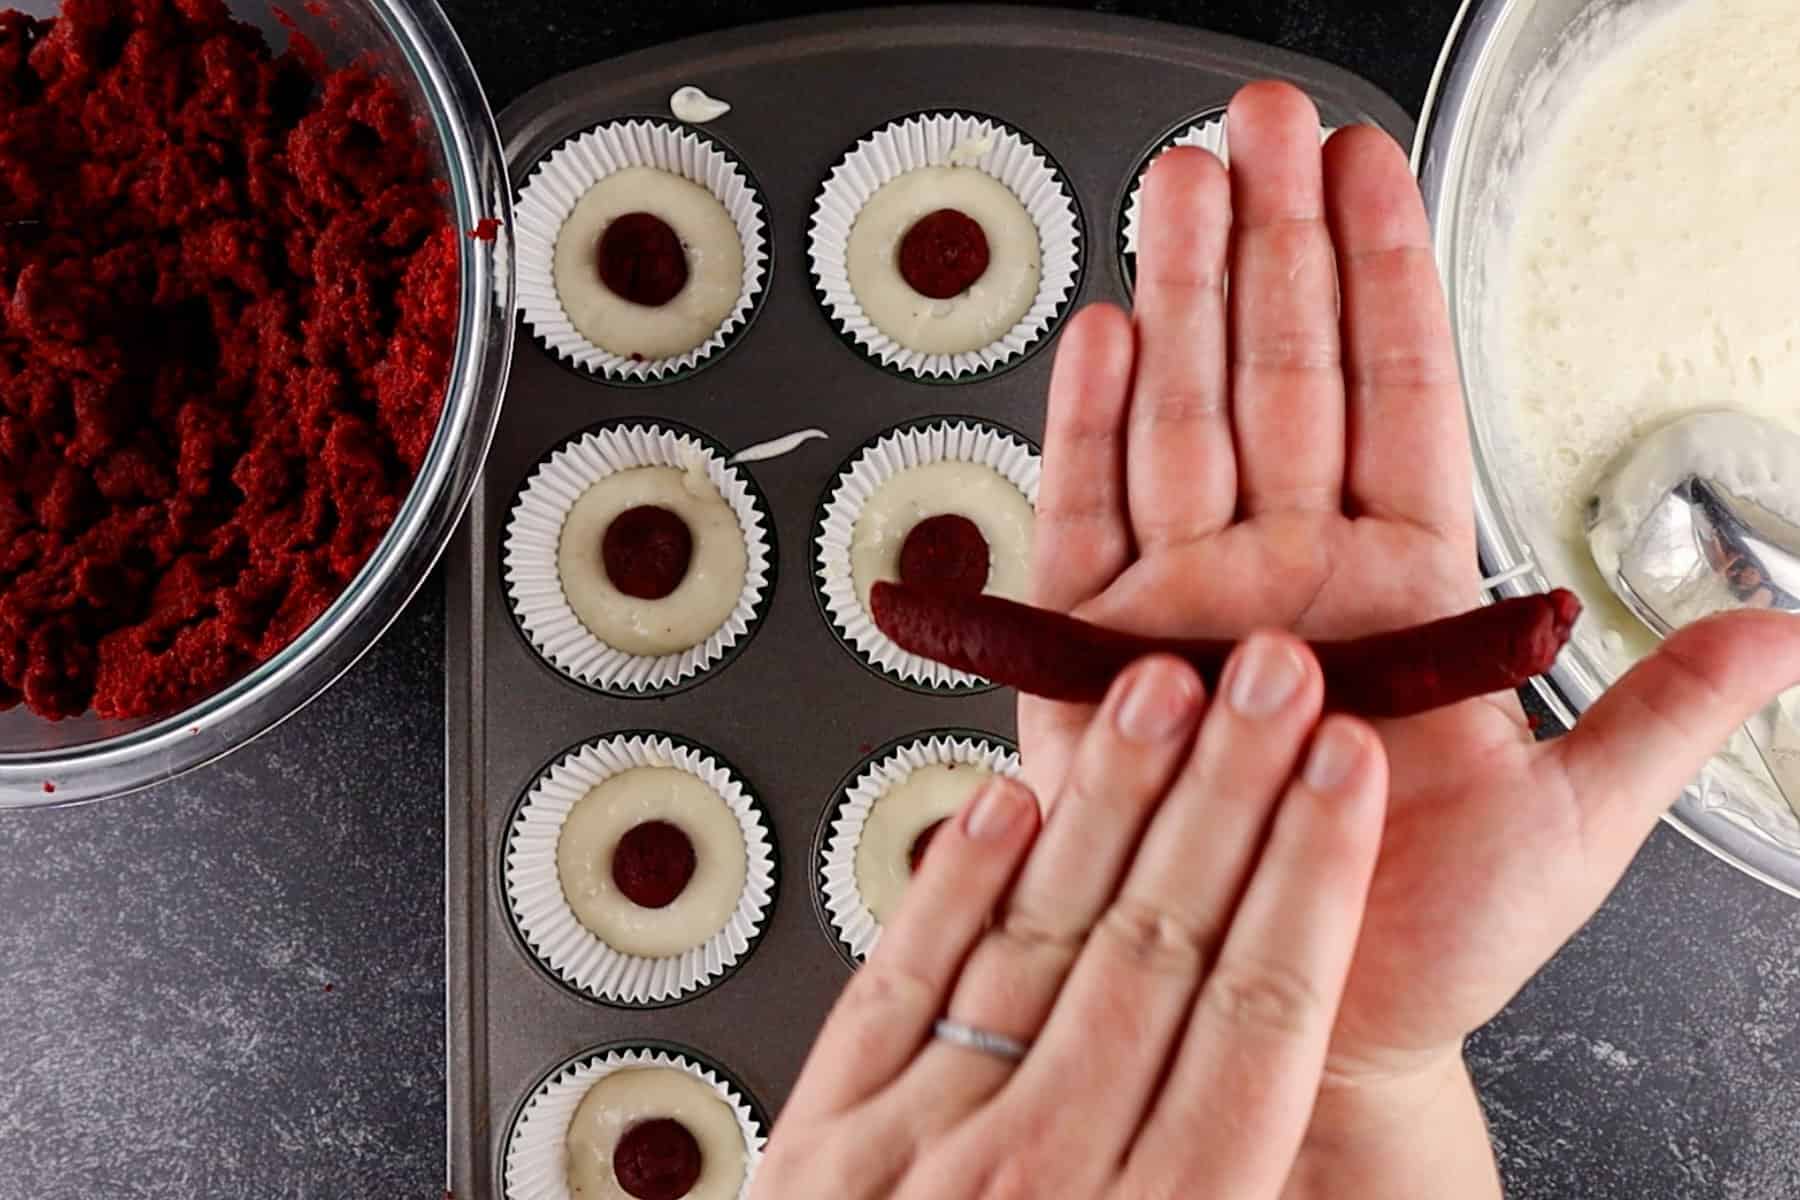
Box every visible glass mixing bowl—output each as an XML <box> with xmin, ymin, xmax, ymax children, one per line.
<box><xmin>1414</xmin><ymin>0</ymin><xmax>1800</xmax><ymax>896</ymax></box>
<box><xmin>0</xmin><ymin>0</ymin><xmax>513</xmax><ymax>808</ymax></box>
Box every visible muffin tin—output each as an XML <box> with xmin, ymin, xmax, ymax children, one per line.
<box><xmin>446</xmin><ymin>8</ymin><xmax>1412</xmax><ymax>1197</ymax></box>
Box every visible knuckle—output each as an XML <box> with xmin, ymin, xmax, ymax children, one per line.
<box><xmin>979</xmin><ymin>1145</ymin><xmax>1055</xmax><ymax>1200</ymax></box>
<box><xmin>754</xmin><ymin>1139</ymin><xmax>811</xmax><ymax>1186</ymax></box>
<box><xmin>1142</xmin><ymin>265</ymin><xmax>1226</xmax><ymax>300</ymax></box>
<box><xmin>758</xmin><ymin>1133</ymin><xmax>865</xmax><ymax>1200</ymax></box>
<box><xmin>1037</xmin><ymin>498</ymin><xmax>1118</xmax><ymax>527</ymax></box>
<box><xmin>992</xmin><ymin>905</ymin><xmax>1085</xmax><ymax>964</ymax></box>
<box><xmin>1134</xmin><ymin>386</ymin><xmax>1226</xmax><ymax>426</ymax></box>
<box><xmin>1067</xmin><ymin>728</ymin><xmax>1163</xmax><ymax>817</ymax></box>
<box><xmin>1344</xmin><ymin>241</ymin><xmax>1437</xmax><ymax>287</ymax></box>
<box><xmin>1245</xmin><ymin>214</ymin><xmax>1335</xmax><ymax>273</ymax></box>
<box><xmin>813</xmin><ymin>1143</ymin><xmax>884</xmax><ymax>1196</ymax></box>
<box><xmin>841</xmin><ymin>960</ymin><xmax>933</xmax><ymax>1022</ymax></box>
<box><xmin>1353</xmin><ymin>344</ymin><xmax>1457</xmax><ymax>393</ymax></box>
<box><xmin>1202</xmin><ymin>958</ymin><xmax>1326</xmax><ymax>1040</ymax></box>
<box><xmin>1054</xmin><ymin>754</ymin><xmax>1108</xmax><ymax>819</ymax></box>
<box><xmin>1096</xmin><ymin>896</ymin><xmax>1213</xmax><ymax>975</ymax></box>
<box><xmin>1047</xmin><ymin>416</ymin><xmax>1121</xmax><ymax>450</ymax></box>
<box><xmin>1122</xmin><ymin>1173</ymin><xmax>1197</xmax><ymax>1200</ymax></box>
<box><xmin>1236</xmin><ymin>326</ymin><xmax>1341</xmax><ymax>373</ymax></box>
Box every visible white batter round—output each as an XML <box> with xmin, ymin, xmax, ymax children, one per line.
<box><xmin>556</xmin><ymin>766</ymin><xmax>747</xmax><ymax>960</ymax></box>
<box><xmin>847</xmin><ymin>166</ymin><xmax>1041</xmax><ymax>355</ymax></box>
<box><xmin>1496</xmin><ymin>0</ymin><xmax>1800</xmax><ymax>668</ymax></box>
<box><xmin>565</xmin><ymin>1067</ymin><xmax>748</xmax><ymax>1200</ymax></box>
<box><xmin>558</xmin><ymin>466</ymin><xmax>748</xmax><ymax>658</ymax></box>
<box><xmin>553</xmin><ymin>166</ymin><xmax>744</xmax><ymax>361</ymax></box>
<box><xmin>854</xmin><ymin>763</ymin><xmax>993</xmax><ymax>923</ymax></box>
<box><xmin>849</xmin><ymin>461</ymin><xmax>1033</xmax><ymax>612</ymax></box>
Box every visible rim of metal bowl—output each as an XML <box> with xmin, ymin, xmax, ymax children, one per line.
<box><xmin>0</xmin><ymin>0</ymin><xmax>515</xmax><ymax>810</ymax></box>
<box><xmin>1413</xmin><ymin>0</ymin><xmax>1800</xmax><ymax>899</ymax></box>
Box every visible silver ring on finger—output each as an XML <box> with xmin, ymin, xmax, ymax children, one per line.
<box><xmin>932</xmin><ymin>1019</ymin><xmax>1031</xmax><ymax>1063</ymax></box>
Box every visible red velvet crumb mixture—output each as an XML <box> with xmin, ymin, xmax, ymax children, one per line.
<box><xmin>898</xmin><ymin>514</ymin><xmax>989</xmax><ymax>597</ymax></box>
<box><xmin>613</xmin><ymin>1117</ymin><xmax>704</xmax><ymax>1200</ymax></box>
<box><xmin>611</xmin><ymin>819</ymin><xmax>697</xmax><ymax>909</ymax></box>
<box><xmin>0</xmin><ymin>0</ymin><xmax>457</xmax><ymax>721</ymax></box>
<box><xmin>897</xmin><ymin>208</ymin><xmax>990</xmax><ymax>299</ymax></box>
<box><xmin>603</xmin><ymin>505</ymin><xmax>693</xmax><ymax>600</ymax></box>
<box><xmin>598</xmin><ymin>212</ymin><xmax>688</xmax><ymax>307</ymax></box>
<box><xmin>907</xmin><ymin>818</ymin><xmax>945</xmax><ymax>873</ymax></box>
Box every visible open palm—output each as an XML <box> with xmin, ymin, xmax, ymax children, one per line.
<box><xmin>1023</xmin><ymin>84</ymin><xmax>1800</xmax><ymax>1083</ymax></box>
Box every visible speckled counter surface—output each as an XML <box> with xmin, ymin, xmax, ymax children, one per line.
<box><xmin>2</xmin><ymin>2</ymin><xmax>1798</xmax><ymax>1197</ymax></box>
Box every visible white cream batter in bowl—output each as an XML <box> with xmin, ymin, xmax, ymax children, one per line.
<box><xmin>1418</xmin><ymin>0</ymin><xmax>1800</xmax><ymax>894</ymax></box>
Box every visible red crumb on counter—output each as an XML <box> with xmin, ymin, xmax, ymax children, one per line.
<box><xmin>470</xmin><ymin>217</ymin><xmax>501</xmax><ymax>241</ymax></box>
<box><xmin>0</xmin><ymin>0</ymin><xmax>457</xmax><ymax>721</ymax></box>
<box><xmin>40</xmin><ymin>781</ymin><xmax>54</xmax><ymax>794</ymax></box>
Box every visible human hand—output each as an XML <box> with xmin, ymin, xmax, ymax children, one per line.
<box><xmin>755</xmin><ymin>647</ymin><xmax>1388</xmax><ymax>1200</ymax></box>
<box><xmin>1022</xmin><ymin>81</ymin><xmax>1800</xmax><ymax>1192</ymax></box>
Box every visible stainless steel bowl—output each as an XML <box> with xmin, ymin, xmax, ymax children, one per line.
<box><xmin>0</xmin><ymin>0</ymin><xmax>513</xmax><ymax>809</ymax></box>
<box><xmin>1415</xmin><ymin>0</ymin><xmax>1800</xmax><ymax>896</ymax></box>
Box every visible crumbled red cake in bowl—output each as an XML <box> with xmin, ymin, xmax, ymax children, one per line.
<box><xmin>0</xmin><ymin>0</ymin><xmax>510</xmax><ymax>804</ymax></box>
<box><xmin>0</xmin><ymin>0</ymin><xmax>466</xmax><ymax>723</ymax></box>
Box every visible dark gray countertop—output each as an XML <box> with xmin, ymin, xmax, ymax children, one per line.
<box><xmin>3</xmin><ymin>2</ymin><xmax>1798</xmax><ymax>1197</ymax></box>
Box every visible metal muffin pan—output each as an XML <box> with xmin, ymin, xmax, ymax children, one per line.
<box><xmin>446</xmin><ymin>8</ymin><xmax>1413</xmax><ymax>1196</ymax></box>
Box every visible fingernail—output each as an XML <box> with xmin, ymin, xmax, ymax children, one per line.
<box><xmin>964</xmin><ymin>780</ymin><xmax>1028</xmax><ymax>842</ymax></box>
<box><xmin>1228</xmin><ymin>636</ymin><xmax>1305</xmax><ymax>718</ymax></box>
<box><xmin>1115</xmin><ymin>661</ymin><xmax>1200</xmax><ymax>742</ymax></box>
<box><xmin>1305</xmin><ymin>722</ymin><xmax>1367</xmax><ymax>793</ymax></box>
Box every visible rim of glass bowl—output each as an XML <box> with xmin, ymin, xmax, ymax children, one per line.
<box><xmin>0</xmin><ymin>0</ymin><xmax>515</xmax><ymax>810</ymax></box>
<box><xmin>1413</xmin><ymin>0</ymin><xmax>1800</xmax><ymax>898</ymax></box>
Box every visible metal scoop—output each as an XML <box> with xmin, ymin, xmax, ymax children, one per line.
<box><xmin>1585</xmin><ymin>411</ymin><xmax>1800</xmax><ymax>809</ymax></box>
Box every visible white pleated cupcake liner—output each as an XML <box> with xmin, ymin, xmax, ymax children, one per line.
<box><xmin>503</xmin><ymin>1043</ymin><xmax>767</xmax><ymax>1200</ymax></box>
<box><xmin>515</xmin><ymin>119</ymin><xmax>769</xmax><ymax>382</ymax></box>
<box><xmin>504</xmin><ymin>422</ymin><xmax>774</xmax><ymax>695</ymax></box>
<box><xmin>504</xmin><ymin>733</ymin><xmax>777</xmax><ymax>1006</ymax></box>
<box><xmin>1119</xmin><ymin>113</ymin><xmax>1338</xmax><ymax>259</ymax></box>
<box><xmin>809</xmin><ymin>111</ymin><xmax>1083</xmax><ymax>380</ymax></box>
<box><xmin>818</xmin><ymin>732</ymin><xmax>1022</xmax><ymax>964</ymax></box>
<box><xmin>814</xmin><ymin>418</ymin><xmax>1040</xmax><ymax>691</ymax></box>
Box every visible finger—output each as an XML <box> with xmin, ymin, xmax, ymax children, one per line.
<box><xmin>1023</xmin><ymin>303</ymin><xmax>1137</xmax><ymax>802</ymax></box>
<box><xmin>1123</xmin><ymin>717</ymin><xmax>1387</xmax><ymax>1197</ymax></box>
<box><xmin>1034</xmin><ymin>301</ymin><xmax>1135</xmax><ymax>612</ymax></box>
<box><xmin>782</xmin><ymin>777</ymin><xmax>1040</xmax><ymax>1123</ymax></box>
<box><xmin>1227</xmin><ymin>81</ymin><xmax>1346</xmax><ymax>516</ymax></box>
<box><xmin>1543</xmin><ymin>610</ymin><xmax>1800</xmax><ymax>891</ymax></box>
<box><xmin>996</xmin><ymin>634</ymin><xmax>1325</xmax><ymax>1169</ymax></box>
<box><xmin>1323</xmin><ymin>125</ymin><xmax>1472</xmax><ymax>539</ymax></box>
<box><xmin>882</xmin><ymin>657</ymin><xmax>1203</xmax><ymax>1131</ymax></box>
<box><xmin>1128</xmin><ymin>147</ymin><xmax>1236</xmax><ymax>547</ymax></box>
